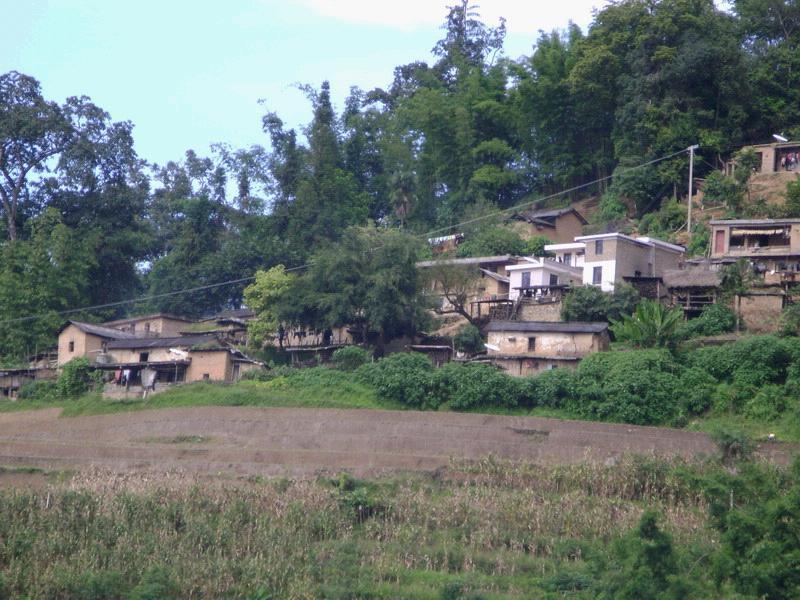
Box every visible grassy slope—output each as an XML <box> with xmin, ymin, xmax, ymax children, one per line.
<box><xmin>0</xmin><ymin>456</ymin><xmax>725</xmax><ymax>599</ymax></box>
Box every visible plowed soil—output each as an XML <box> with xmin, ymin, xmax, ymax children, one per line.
<box><xmin>0</xmin><ymin>407</ymin><xmax>795</xmax><ymax>480</ymax></box>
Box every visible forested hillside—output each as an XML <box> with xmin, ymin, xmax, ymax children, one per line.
<box><xmin>1</xmin><ymin>0</ymin><xmax>799</xmax><ymax>359</ymax></box>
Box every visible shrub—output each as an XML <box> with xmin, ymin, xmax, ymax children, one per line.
<box><xmin>453</xmin><ymin>324</ymin><xmax>484</xmax><ymax>354</ymax></box>
<box><xmin>778</xmin><ymin>303</ymin><xmax>800</xmax><ymax>336</ymax></box>
<box><xmin>240</xmin><ymin>365</ymin><xmax>294</xmax><ymax>382</ymax></box>
<box><xmin>676</xmin><ymin>303</ymin><xmax>736</xmax><ymax>339</ymax></box>
<box><xmin>677</xmin><ymin>367</ymin><xmax>717</xmax><ymax>415</ymax></box>
<box><xmin>524</xmin><ymin>368</ymin><xmax>577</xmax><ymax>409</ymax></box>
<box><xmin>743</xmin><ymin>384</ymin><xmax>787</xmax><ymax>421</ymax></box>
<box><xmin>708</xmin><ymin>424</ymin><xmax>756</xmax><ymax>464</ymax></box>
<box><xmin>355</xmin><ymin>353</ymin><xmax>434</xmax><ymax>408</ymax></box>
<box><xmin>129</xmin><ymin>567</ymin><xmax>180</xmax><ymax>600</ymax></box>
<box><xmin>431</xmin><ymin>363</ymin><xmax>521</xmax><ymax>410</ymax></box>
<box><xmin>56</xmin><ymin>357</ymin><xmax>101</xmax><ymax>399</ymax></box>
<box><xmin>331</xmin><ymin>346</ymin><xmax>371</xmax><ymax>371</ymax></box>
<box><xmin>571</xmin><ymin>350</ymin><xmax>682</xmax><ymax>425</ymax></box>
<box><xmin>688</xmin><ymin>336</ymin><xmax>792</xmax><ymax>387</ymax></box>
<box><xmin>17</xmin><ymin>379</ymin><xmax>58</xmax><ymax>401</ymax></box>
<box><xmin>610</xmin><ymin>299</ymin><xmax>682</xmax><ymax>348</ymax></box>
<box><xmin>562</xmin><ymin>284</ymin><xmax>639</xmax><ymax>323</ymax></box>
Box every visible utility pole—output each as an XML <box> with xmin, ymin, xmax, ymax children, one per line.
<box><xmin>687</xmin><ymin>144</ymin><xmax>699</xmax><ymax>239</ymax></box>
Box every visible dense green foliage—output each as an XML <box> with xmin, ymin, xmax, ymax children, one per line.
<box><xmin>2</xmin><ymin>0</ymin><xmax>799</xmax><ymax>359</ymax></box>
<box><xmin>676</xmin><ymin>303</ymin><xmax>737</xmax><ymax>339</ymax></box>
<box><xmin>562</xmin><ymin>284</ymin><xmax>640</xmax><ymax>323</ymax></box>
<box><xmin>610</xmin><ymin>299</ymin><xmax>683</xmax><ymax>348</ymax></box>
<box><xmin>331</xmin><ymin>346</ymin><xmax>371</xmax><ymax>371</ymax></box>
<box><xmin>453</xmin><ymin>323</ymin><xmax>484</xmax><ymax>354</ymax></box>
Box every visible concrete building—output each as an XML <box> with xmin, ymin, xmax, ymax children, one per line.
<box><xmin>725</xmin><ymin>141</ymin><xmax>800</xmax><ymax>174</ymax></box>
<box><xmin>543</xmin><ymin>242</ymin><xmax>585</xmax><ymax>268</ymax></box>
<box><xmin>709</xmin><ymin>218</ymin><xmax>800</xmax><ymax>281</ymax></box>
<box><xmin>569</xmin><ymin>234</ymin><xmax>685</xmax><ymax>292</ymax></box>
<box><xmin>505</xmin><ymin>258</ymin><xmax>583</xmax><ymax>301</ymax></box>
<box><xmin>485</xmin><ymin>321</ymin><xmax>609</xmax><ymax>377</ymax></box>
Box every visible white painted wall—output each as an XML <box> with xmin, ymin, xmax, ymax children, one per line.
<box><xmin>583</xmin><ymin>260</ymin><xmax>617</xmax><ymax>292</ymax></box>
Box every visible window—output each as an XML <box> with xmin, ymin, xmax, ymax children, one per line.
<box><xmin>68</xmin><ymin>341</ymin><xmax>74</xmax><ymax>353</ymax></box>
<box><xmin>144</xmin><ymin>322</ymin><xmax>150</xmax><ymax>334</ymax></box>
<box><xmin>130</xmin><ymin>323</ymin><xmax>136</xmax><ymax>333</ymax></box>
<box><xmin>549</xmin><ymin>273</ymin><xmax>559</xmax><ymax>286</ymax></box>
<box><xmin>528</xmin><ymin>337</ymin><xmax>536</xmax><ymax>351</ymax></box>
<box><xmin>592</xmin><ymin>266</ymin><xmax>602</xmax><ymax>285</ymax></box>
<box><xmin>563</xmin><ymin>252</ymin><xmax>571</xmax><ymax>266</ymax></box>
<box><xmin>139</xmin><ymin>352</ymin><xmax>149</xmax><ymax>363</ymax></box>
<box><xmin>202</xmin><ymin>373</ymin><xmax>210</xmax><ymax>381</ymax></box>
<box><xmin>595</xmin><ymin>240</ymin><xmax>604</xmax><ymax>255</ymax></box>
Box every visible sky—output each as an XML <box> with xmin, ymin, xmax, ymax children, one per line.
<box><xmin>2</xmin><ymin>0</ymin><xmax>611</xmax><ymax>166</ymax></box>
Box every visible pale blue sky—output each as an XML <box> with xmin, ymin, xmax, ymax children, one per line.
<box><xmin>2</xmin><ymin>0</ymin><xmax>610</xmax><ymax>165</ymax></box>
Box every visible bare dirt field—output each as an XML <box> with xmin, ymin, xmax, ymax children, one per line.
<box><xmin>0</xmin><ymin>406</ymin><xmax>796</xmax><ymax>481</ymax></box>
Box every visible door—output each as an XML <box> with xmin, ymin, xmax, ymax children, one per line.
<box><xmin>521</xmin><ymin>271</ymin><xmax>531</xmax><ymax>289</ymax></box>
<box><xmin>714</xmin><ymin>230</ymin><xmax>725</xmax><ymax>254</ymax></box>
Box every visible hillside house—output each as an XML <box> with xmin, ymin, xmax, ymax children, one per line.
<box><xmin>709</xmin><ymin>219</ymin><xmax>800</xmax><ymax>282</ymax></box>
<box><xmin>181</xmin><ymin>309</ymin><xmax>256</xmax><ymax>344</ymax></box>
<box><xmin>725</xmin><ymin>141</ymin><xmax>800</xmax><ymax>174</ymax></box>
<box><xmin>510</xmin><ymin>207</ymin><xmax>587</xmax><ymax>243</ymax></box>
<box><xmin>417</xmin><ymin>255</ymin><xmax>521</xmax><ymax>318</ymax></box>
<box><xmin>485</xmin><ymin>321</ymin><xmax>609</xmax><ymax>377</ymax></box>
<box><xmin>506</xmin><ymin>258</ymin><xmax>583</xmax><ymax>301</ymax></box>
<box><xmin>571</xmin><ymin>234</ymin><xmax>685</xmax><ymax>292</ymax></box>
<box><xmin>101</xmin><ymin>313</ymin><xmax>194</xmax><ymax>337</ymax></box>
<box><xmin>57</xmin><ymin>321</ymin><xmax>137</xmax><ymax>366</ymax></box>
<box><xmin>663</xmin><ymin>266</ymin><xmax>722</xmax><ymax>317</ymax></box>
<box><xmin>543</xmin><ymin>242</ymin><xmax>586</xmax><ymax>268</ymax></box>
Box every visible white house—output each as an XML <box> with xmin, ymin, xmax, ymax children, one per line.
<box><xmin>570</xmin><ymin>233</ymin><xmax>685</xmax><ymax>292</ymax></box>
<box><xmin>543</xmin><ymin>242</ymin><xmax>586</xmax><ymax>268</ymax></box>
<box><xmin>505</xmin><ymin>258</ymin><xmax>583</xmax><ymax>300</ymax></box>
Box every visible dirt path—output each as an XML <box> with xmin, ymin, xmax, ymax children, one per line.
<box><xmin>0</xmin><ymin>407</ymin><xmax>795</xmax><ymax>478</ymax></box>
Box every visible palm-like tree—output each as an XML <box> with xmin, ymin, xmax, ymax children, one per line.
<box><xmin>610</xmin><ymin>299</ymin><xmax>683</xmax><ymax>348</ymax></box>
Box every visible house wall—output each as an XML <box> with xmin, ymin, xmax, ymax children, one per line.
<box><xmin>108</xmin><ymin>347</ymin><xmax>178</xmax><ymax>364</ymax></box>
<box><xmin>583</xmin><ymin>237</ymin><xmax>681</xmax><ymax>291</ymax></box>
<box><xmin>110</xmin><ymin>317</ymin><xmax>189</xmax><ymax>337</ymax></box>
<box><xmin>516</xmin><ymin>301</ymin><xmax>562</xmax><ymax>322</ymax></box>
<box><xmin>508</xmin><ymin>263</ymin><xmax>582</xmax><ymax>300</ymax></box>
<box><xmin>57</xmin><ymin>325</ymin><xmax>106</xmax><ymax>365</ymax></box>
<box><xmin>487</xmin><ymin>330</ymin><xmax>605</xmax><ymax>357</ymax></box>
<box><xmin>710</xmin><ymin>223</ymin><xmax>800</xmax><ymax>258</ymax></box>
<box><xmin>491</xmin><ymin>357</ymin><xmax>581</xmax><ymax>377</ymax></box>
<box><xmin>736</xmin><ymin>293</ymin><xmax>784</xmax><ymax>333</ymax></box>
<box><xmin>186</xmin><ymin>351</ymin><xmax>232</xmax><ymax>382</ymax></box>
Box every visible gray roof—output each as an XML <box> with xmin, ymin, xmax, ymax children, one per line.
<box><xmin>709</xmin><ymin>218</ymin><xmax>800</xmax><ymax>226</ymax></box>
<box><xmin>102</xmin><ymin>313</ymin><xmax>193</xmax><ymax>326</ymax></box>
<box><xmin>486</xmin><ymin>320</ymin><xmax>608</xmax><ymax>334</ymax></box>
<box><xmin>60</xmin><ymin>321</ymin><xmax>137</xmax><ymax>340</ymax></box>
<box><xmin>662</xmin><ymin>268</ymin><xmax>721</xmax><ymax>289</ymax></box>
<box><xmin>417</xmin><ymin>255</ymin><xmax>514</xmax><ymax>268</ymax></box>
<box><xmin>106</xmin><ymin>334</ymin><xmax>223</xmax><ymax>350</ymax></box>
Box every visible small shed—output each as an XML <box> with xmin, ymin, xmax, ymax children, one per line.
<box><xmin>663</xmin><ymin>267</ymin><xmax>722</xmax><ymax>317</ymax></box>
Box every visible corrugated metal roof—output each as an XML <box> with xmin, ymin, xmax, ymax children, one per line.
<box><xmin>486</xmin><ymin>321</ymin><xmax>608</xmax><ymax>333</ymax></box>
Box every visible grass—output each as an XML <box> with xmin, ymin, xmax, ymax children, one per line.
<box><xmin>0</xmin><ymin>455</ymin><xmax>729</xmax><ymax>599</ymax></box>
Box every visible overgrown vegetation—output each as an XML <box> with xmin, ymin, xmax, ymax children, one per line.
<box><xmin>1</xmin><ymin>454</ymin><xmax>799</xmax><ymax>598</ymax></box>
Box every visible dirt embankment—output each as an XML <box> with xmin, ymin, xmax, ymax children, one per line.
<box><xmin>0</xmin><ymin>406</ymin><xmax>795</xmax><ymax>481</ymax></box>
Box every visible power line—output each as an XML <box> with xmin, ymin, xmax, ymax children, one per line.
<box><xmin>0</xmin><ymin>147</ymin><xmax>692</xmax><ymax>327</ymax></box>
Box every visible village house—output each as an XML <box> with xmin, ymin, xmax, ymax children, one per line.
<box><xmin>57</xmin><ymin>321</ymin><xmax>137</xmax><ymax>366</ymax></box>
<box><xmin>485</xmin><ymin>321</ymin><xmax>609</xmax><ymax>377</ymax></box>
<box><xmin>417</xmin><ymin>255</ymin><xmax>522</xmax><ymax>318</ymax></box>
<box><xmin>180</xmin><ymin>309</ymin><xmax>256</xmax><ymax>345</ymax></box>
<box><xmin>725</xmin><ymin>140</ymin><xmax>800</xmax><ymax>175</ymax></box>
<box><xmin>505</xmin><ymin>258</ymin><xmax>583</xmax><ymax>301</ymax></box>
<box><xmin>564</xmin><ymin>234</ymin><xmax>684</xmax><ymax>292</ymax></box>
<box><xmin>709</xmin><ymin>218</ymin><xmax>800</xmax><ymax>282</ymax></box>
<box><xmin>663</xmin><ymin>266</ymin><xmax>722</xmax><ymax>318</ymax></box>
<box><xmin>509</xmin><ymin>207</ymin><xmax>587</xmax><ymax>243</ymax></box>
<box><xmin>543</xmin><ymin>241</ymin><xmax>585</xmax><ymax>268</ymax></box>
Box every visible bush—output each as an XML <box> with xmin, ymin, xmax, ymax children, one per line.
<box><xmin>240</xmin><ymin>365</ymin><xmax>294</xmax><ymax>382</ymax></box>
<box><xmin>129</xmin><ymin>567</ymin><xmax>180</xmax><ymax>600</ymax></box>
<box><xmin>524</xmin><ymin>368</ymin><xmax>577</xmax><ymax>409</ymax></box>
<box><xmin>676</xmin><ymin>303</ymin><xmax>736</xmax><ymax>339</ymax></box>
<box><xmin>56</xmin><ymin>357</ymin><xmax>101</xmax><ymax>399</ymax></box>
<box><xmin>430</xmin><ymin>362</ymin><xmax>522</xmax><ymax>410</ymax></box>
<box><xmin>779</xmin><ymin>303</ymin><xmax>800</xmax><ymax>336</ymax></box>
<box><xmin>677</xmin><ymin>367</ymin><xmax>717</xmax><ymax>415</ymax></box>
<box><xmin>355</xmin><ymin>353</ymin><xmax>435</xmax><ymax>408</ymax></box>
<box><xmin>453</xmin><ymin>324</ymin><xmax>484</xmax><ymax>354</ymax></box>
<box><xmin>571</xmin><ymin>350</ymin><xmax>682</xmax><ymax>425</ymax></box>
<box><xmin>331</xmin><ymin>346</ymin><xmax>371</xmax><ymax>371</ymax></box>
<box><xmin>562</xmin><ymin>284</ymin><xmax>640</xmax><ymax>323</ymax></box>
<box><xmin>17</xmin><ymin>379</ymin><xmax>58</xmax><ymax>401</ymax></box>
<box><xmin>688</xmin><ymin>336</ymin><xmax>792</xmax><ymax>387</ymax></box>
<box><xmin>743</xmin><ymin>384</ymin><xmax>787</xmax><ymax>421</ymax></box>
